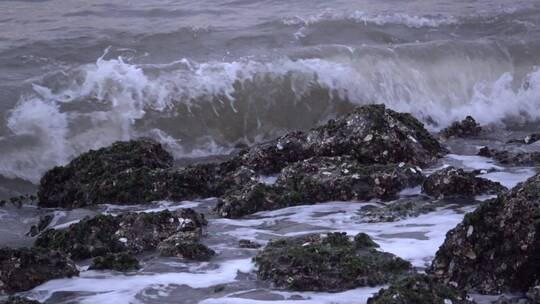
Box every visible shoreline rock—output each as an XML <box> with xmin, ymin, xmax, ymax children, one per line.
<box><xmin>253</xmin><ymin>232</ymin><xmax>412</xmax><ymax>292</ymax></box>
<box><xmin>422</xmin><ymin>166</ymin><xmax>507</xmax><ymax>198</ymax></box>
<box><xmin>0</xmin><ymin>248</ymin><xmax>78</xmax><ymax>294</ymax></box>
<box><xmin>34</xmin><ymin>209</ymin><xmax>213</xmax><ymax>261</ymax></box>
<box><xmin>36</xmin><ymin>105</ymin><xmax>446</xmax><ymax>209</ymax></box>
<box><xmin>89</xmin><ymin>252</ymin><xmax>140</xmax><ymax>272</ymax></box>
<box><xmin>428</xmin><ymin>173</ymin><xmax>540</xmax><ymax>294</ymax></box>
<box><xmin>478</xmin><ymin>146</ymin><xmax>540</xmax><ymax>166</ymax></box>
<box><xmin>441</xmin><ymin>116</ymin><xmax>482</xmax><ymax>138</ymax></box>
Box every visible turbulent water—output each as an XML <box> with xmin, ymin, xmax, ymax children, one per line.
<box><xmin>1</xmin><ymin>0</ymin><xmax>540</xmax><ymax>303</ymax></box>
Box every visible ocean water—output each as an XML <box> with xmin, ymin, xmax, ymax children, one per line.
<box><xmin>1</xmin><ymin>0</ymin><xmax>540</xmax><ymax>303</ymax></box>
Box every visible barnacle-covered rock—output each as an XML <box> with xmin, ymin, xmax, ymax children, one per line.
<box><xmin>0</xmin><ymin>248</ymin><xmax>78</xmax><ymax>294</ymax></box>
<box><xmin>422</xmin><ymin>166</ymin><xmax>506</xmax><ymax>198</ymax></box>
<box><xmin>428</xmin><ymin>173</ymin><xmax>540</xmax><ymax>294</ymax></box>
<box><xmin>253</xmin><ymin>232</ymin><xmax>411</xmax><ymax>291</ymax></box>
<box><xmin>441</xmin><ymin>116</ymin><xmax>481</xmax><ymax>138</ymax></box>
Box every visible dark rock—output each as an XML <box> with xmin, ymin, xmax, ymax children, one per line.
<box><xmin>477</xmin><ymin>147</ymin><xmax>540</xmax><ymax>166</ymax></box>
<box><xmin>527</xmin><ymin>284</ymin><xmax>540</xmax><ymax>302</ymax></box>
<box><xmin>0</xmin><ymin>248</ymin><xmax>78</xmax><ymax>294</ymax></box>
<box><xmin>27</xmin><ymin>214</ymin><xmax>54</xmax><ymax>237</ymax></box>
<box><xmin>367</xmin><ymin>274</ymin><xmax>473</xmax><ymax>304</ymax></box>
<box><xmin>158</xmin><ymin>232</ymin><xmax>215</xmax><ymax>261</ymax></box>
<box><xmin>422</xmin><ymin>166</ymin><xmax>507</xmax><ymax>198</ymax></box>
<box><xmin>253</xmin><ymin>232</ymin><xmax>412</xmax><ymax>292</ymax></box>
<box><xmin>34</xmin><ymin>209</ymin><xmax>208</xmax><ymax>260</ymax></box>
<box><xmin>89</xmin><ymin>252</ymin><xmax>140</xmax><ymax>272</ymax></box>
<box><xmin>441</xmin><ymin>116</ymin><xmax>482</xmax><ymax>138</ymax></box>
<box><xmin>238</xmin><ymin>239</ymin><xmax>262</xmax><ymax>249</ymax></box>
<box><xmin>216</xmin><ymin>156</ymin><xmax>424</xmax><ymax>218</ymax></box>
<box><xmin>428</xmin><ymin>173</ymin><xmax>540</xmax><ymax>294</ymax></box>
<box><xmin>38</xmin><ymin>139</ymin><xmax>175</xmax><ymax>208</ymax></box>
<box><xmin>3</xmin><ymin>296</ymin><xmax>41</xmax><ymax>304</ymax></box>
<box><xmin>234</xmin><ymin>105</ymin><xmax>445</xmax><ymax>174</ymax></box>
<box><xmin>359</xmin><ymin>198</ymin><xmax>436</xmax><ymax>222</ymax></box>
<box><xmin>507</xmin><ymin>133</ymin><xmax>540</xmax><ymax>145</ymax></box>
<box><xmin>37</xmin><ymin>106</ymin><xmax>445</xmax><ymax>209</ymax></box>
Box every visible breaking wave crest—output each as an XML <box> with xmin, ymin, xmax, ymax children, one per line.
<box><xmin>2</xmin><ymin>43</ymin><xmax>540</xmax><ymax>183</ymax></box>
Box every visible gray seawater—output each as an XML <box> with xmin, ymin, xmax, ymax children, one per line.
<box><xmin>1</xmin><ymin>1</ymin><xmax>540</xmax><ymax>303</ymax></box>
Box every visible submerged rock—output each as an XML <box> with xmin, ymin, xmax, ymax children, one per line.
<box><xmin>367</xmin><ymin>274</ymin><xmax>473</xmax><ymax>304</ymax></box>
<box><xmin>216</xmin><ymin>156</ymin><xmax>424</xmax><ymax>218</ymax></box>
<box><xmin>0</xmin><ymin>248</ymin><xmax>78</xmax><ymax>294</ymax></box>
<box><xmin>34</xmin><ymin>209</ymin><xmax>211</xmax><ymax>261</ymax></box>
<box><xmin>428</xmin><ymin>173</ymin><xmax>540</xmax><ymax>294</ymax></box>
<box><xmin>477</xmin><ymin>146</ymin><xmax>540</xmax><ymax>166</ymax></box>
<box><xmin>37</xmin><ymin>105</ymin><xmax>445</xmax><ymax>209</ymax></box>
<box><xmin>422</xmin><ymin>166</ymin><xmax>506</xmax><ymax>198</ymax></box>
<box><xmin>253</xmin><ymin>232</ymin><xmax>411</xmax><ymax>292</ymax></box>
<box><xmin>359</xmin><ymin>198</ymin><xmax>436</xmax><ymax>223</ymax></box>
<box><xmin>89</xmin><ymin>252</ymin><xmax>140</xmax><ymax>272</ymax></box>
<box><xmin>441</xmin><ymin>116</ymin><xmax>482</xmax><ymax>138</ymax></box>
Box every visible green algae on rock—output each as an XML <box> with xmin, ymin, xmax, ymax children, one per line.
<box><xmin>253</xmin><ymin>232</ymin><xmax>412</xmax><ymax>292</ymax></box>
<box><xmin>422</xmin><ymin>166</ymin><xmax>507</xmax><ymax>199</ymax></box>
<box><xmin>89</xmin><ymin>252</ymin><xmax>140</xmax><ymax>272</ymax></box>
<box><xmin>34</xmin><ymin>209</ymin><xmax>211</xmax><ymax>261</ymax></box>
<box><xmin>216</xmin><ymin>156</ymin><xmax>424</xmax><ymax>218</ymax></box>
<box><xmin>0</xmin><ymin>248</ymin><xmax>78</xmax><ymax>294</ymax></box>
<box><xmin>428</xmin><ymin>173</ymin><xmax>540</xmax><ymax>294</ymax></box>
<box><xmin>367</xmin><ymin>274</ymin><xmax>473</xmax><ymax>304</ymax></box>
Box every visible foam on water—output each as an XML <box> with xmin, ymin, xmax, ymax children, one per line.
<box><xmin>31</xmin><ymin>258</ymin><xmax>254</xmax><ymax>304</ymax></box>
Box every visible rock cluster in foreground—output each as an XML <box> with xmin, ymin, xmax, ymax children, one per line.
<box><xmin>429</xmin><ymin>173</ymin><xmax>540</xmax><ymax>294</ymax></box>
<box><xmin>0</xmin><ymin>248</ymin><xmax>78</xmax><ymax>294</ymax></box>
<box><xmin>253</xmin><ymin>232</ymin><xmax>412</xmax><ymax>291</ymax></box>
<box><xmin>367</xmin><ymin>274</ymin><xmax>473</xmax><ymax>304</ymax></box>
<box><xmin>34</xmin><ymin>209</ymin><xmax>213</xmax><ymax>262</ymax></box>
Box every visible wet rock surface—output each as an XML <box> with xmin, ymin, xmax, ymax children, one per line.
<box><xmin>0</xmin><ymin>248</ymin><xmax>78</xmax><ymax>294</ymax></box>
<box><xmin>366</xmin><ymin>274</ymin><xmax>473</xmax><ymax>304</ymax></box>
<box><xmin>238</xmin><ymin>239</ymin><xmax>262</xmax><ymax>249</ymax></box>
<box><xmin>441</xmin><ymin>116</ymin><xmax>482</xmax><ymax>138</ymax></box>
<box><xmin>216</xmin><ymin>156</ymin><xmax>424</xmax><ymax>218</ymax></box>
<box><xmin>478</xmin><ymin>146</ymin><xmax>540</xmax><ymax>166</ymax></box>
<box><xmin>27</xmin><ymin>214</ymin><xmax>54</xmax><ymax>237</ymax></box>
<box><xmin>158</xmin><ymin>232</ymin><xmax>215</xmax><ymax>261</ymax></box>
<box><xmin>358</xmin><ymin>197</ymin><xmax>437</xmax><ymax>222</ymax></box>
<box><xmin>89</xmin><ymin>252</ymin><xmax>140</xmax><ymax>272</ymax></box>
<box><xmin>422</xmin><ymin>166</ymin><xmax>507</xmax><ymax>198</ymax></box>
<box><xmin>38</xmin><ymin>139</ymin><xmax>175</xmax><ymax>208</ymax></box>
<box><xmin>34</xmin><ymin>209</ymin><xmax>211</xmax><ymax>261</ymax></box>
<box><xmin>507</xmin><ymin>133</ymin><xmax>540</xmax><ymax>145</ymax></box>
<box><xmin>37</xmin><ymin>105</ymin><xmax>445</xmax><ymax>209</ymax></box>
<box><xmin>428</xmin><ymin>173</ymin><xmax>540</xmax><ymax>294</ymax></box>
<box><xmin>253</xmin><ymin>232</ymin><xmax>412</xmax><ymax>292</ymax></box>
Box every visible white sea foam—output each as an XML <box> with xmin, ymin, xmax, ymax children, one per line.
<box><xmin>31</xmin><ymin>258</ymin><xmax>254</xmax><ymax>304</ymax></box>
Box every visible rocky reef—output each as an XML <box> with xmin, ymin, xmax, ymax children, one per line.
<box><xmin>0</xmin><ymin>248</ymin><xmax>78</xmax><ymax>294</ymax></box>
<box><xmin>367</xmin><ymin>274</ymin><xmax>473</xmax><ymax>304</ymax></box>
<box><xmin>34</xmin><ymin>209</ymin><xmax>213</xmax><ymax>261</ymax></box>
<box><xmin>37</xmin><ymin>105</ymin><xmax>445</xmax><ymax>210</ymax></box>
<box><xmin>422</xmin><ymin>166</ymin><xmax>506</xmax><ymax>198</ymax></box>
<box><xmin>478</xmin><ymin>146</ymin><xmax>540</xmax><ymax>166</ymax></box>
<box><xmin>429</xmin><ymin>172</ymin><xmax>540</xmax><ymax>294</ymax></box>
<box><xmin>253</xmin><ymin>232</ymin><xmax>411</xmax><ymax>291</ymax></box>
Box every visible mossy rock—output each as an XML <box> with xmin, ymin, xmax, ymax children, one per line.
<box><xmin>367</xmin><ymin>274</ymin><xmax>473</xmax><ymax>304</ymax></box>
<box><xmin>89</xmin><ymin>252</ymin><xmax>140</xmax><ymax>272</ymax></box>
<box><xmin>253</xmin><ymin>232</ymin><xmax>412</xmax><ymax>292</ymax></box>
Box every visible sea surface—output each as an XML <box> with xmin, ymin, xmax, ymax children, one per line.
<box><xmin>1</xmin><ymin>0</ymin><xmax>540</xmax><ymax>303</ymax></box>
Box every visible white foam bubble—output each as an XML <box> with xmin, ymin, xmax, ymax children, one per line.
<box><xmin>31</xmin><ymin>258</ymin><xmax>254</xmax><ymax>304</ymax></box>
